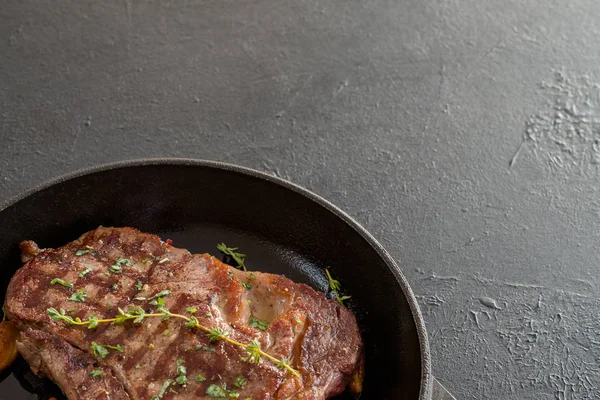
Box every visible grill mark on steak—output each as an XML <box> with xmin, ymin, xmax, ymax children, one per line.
<box><xmin>5</xmin><ymin>227</ymin><xmax>364</xmax><ymax>400</ymax></box>
<box><xmin>18</xmin><ymin>329</ymin><xmax>132</xmax><ymax>400</ymax></box>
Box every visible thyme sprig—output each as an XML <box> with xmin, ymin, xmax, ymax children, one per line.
<box><xmin>325</xmin><ymin>268</ymin><xmax>351</xmax><ymax>306</ymax></box>
<box><xmin>216</xmin><ymin>243</ymin><xmax>247</xmax><ymax>271</ymax></box>
<box><xmin>46</xmin><ymin>306</ymin><xmax>300</xmax><ymax>377</ymax></box>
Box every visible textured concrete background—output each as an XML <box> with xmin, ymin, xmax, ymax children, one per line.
<box><xmin>3</xmin><ymin>1</ymin><xmax>600</xmax><ymax>398</ymax></box>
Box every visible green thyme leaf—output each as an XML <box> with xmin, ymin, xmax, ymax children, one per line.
<box><xmin>249</xmin><ymin>316</ymin><xmax>269</xmax><ymax>331</ymax></box>
<box><xmin>193</xmin><ymin>344</ymin><xmax>215</xmax><ymax>352</ymax></box>
<box><xmin>109</xmin><ymin>264</ymin><xmax>122</xmax><ymax>273</ymax></box>
<box><xmin>196</xmin><ymin>374</ymin><xmax>206</xmax><ymax>382</ymax></box>
<box><xmin>186</xmin><ymin>307</ymin><xmax>197</xmax><ymax>314</ymax></box>
<box><xmin>79</xmin><ymin>267</ymin><xmax>92</xmax><ymax>277</ymax></box>
<box><xmin>47</xmin><ymin>307</ymin><xmax>60</xmax><ymax>319</ymax></box>
<box><xmin>207</xmin><ymin>326</ymin><xmax>229</xmax><ymax>342</ymax></box>
<box><xmin>151</xmin><ymin>379</ymin><xmax>173</xmax><ymax>400</ymax></box>
<box><xmin>241</xmin><ymin>282</ymin><xmax>252</xmax><ymax>290</ymax></box>
<box><xmin>68</xmin><ymin>289</ymin><xmax>87</xmax><ymax>303</ymax></box>
<box><xmin>217</xmin><ymin>243</ymin><xmax>247</xmax><ymax>271</ymax></box>
<box><xmin>47</xmin><ymin>307</ymin><xmax>76</xmax><ymax>324</ymax></box>
<box><xmin>75</xmin><ymin>249</ymin><xmax>90</xmax><ymax>256</ymax></box>
<box><xmin>90</xmin><ymin>369</ymin><xmax>103</xmax><ymax>377</ymax></box>
<box><xmin>276</xmin><ymin>356</ymin><xmax>292</xmax><ymax>370</ymax></box>
<box><xmin>233</xmin><ymin>376</ymin><xmax>247</xmax><ymax>388</ymax></box>
<box><xmin>185</xmin><ymin>316</ymin><xmax>200</xmax><ymax>329</ymax></box>
<box><xmin>206</xmin><ymin>384</ymin><xmax>228</xmax><ymax>398</ymax></box>
<box><xmin>135</xmin><ymin>290</ymin><xmax>171</xmax><ymax>302</ymax></box>
<box><xmin>116</xmin><ymin>257</ymin><xmax>132</xmax><ymax>266</ymax></box>
<box><xmin>109</xmin><ymin>257</ymin><xmax>132</xmax><ymax>274</ymax></box>
<box><xmin>243</xmin><ymin>339</ymin><xmax>262</xmax><ymax>364</ymax></box>
<box><xmin>114</xmin><ymin>307</ymin><xmax>131</xmax><ymax>325</ymax></box>
<box><xmin>129</xmin><ymin>306</ymin><xmax>146</xmax><ymax>324</ymax></box>
<box><xmin>325</xmin><ymin>268</ymin><xmax>351</xmax><ymax>306</ymax></box>
<box><xmin>105</xmin><ymin>344</ymin><xmax>123</xmax><ymax>353</ymax></box>
<box><xmin>50</xmin><ymin>278</ymin><xmax>73</xmax><ymax>289</ymax></box>
<box><xmin>136</xmin><ymin>280</ymin><xmax>143</xmax><ymax>291</ymax></box>
<box><xmin>175</xmin><ymin>359</ymin><xmax>187</xmax><ymax>385</ymax></box>
<box><xmin>91</xmin><ymin>342</ymin><xmax>109</xmax><ymax>358</ymax></box>
<box><xmin>88</xmin><ymin>315</ymin><xmax>99</xmax><ymax>329</ymax></box>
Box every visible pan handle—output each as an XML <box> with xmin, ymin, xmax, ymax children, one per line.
<box><xmin>431</xmin><ymin>377</ymin><xmax>455</xmax><ymax>400</ymax></box>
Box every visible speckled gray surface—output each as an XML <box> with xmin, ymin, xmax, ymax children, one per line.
<box><xmin>2</xmin><ymin>1</ymin><xmax>600</xmax><ymax>399</ymax></box>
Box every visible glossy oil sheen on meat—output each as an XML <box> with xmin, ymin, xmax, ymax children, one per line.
<box><xmin>4</xmin><ymin>227</ymin><xmax>364</xmax><ymax>400</ymax></box>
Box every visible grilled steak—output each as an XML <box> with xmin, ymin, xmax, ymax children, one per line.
<box><xmin>4</xmin><ymin>227</ymin><xmax>363</xmax><ymax>400</ymax></box>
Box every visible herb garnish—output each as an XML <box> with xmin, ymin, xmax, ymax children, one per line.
<box><xmin>75</xmin><ymin>249</ymin><xmax>90</xmax><ymax>256</ymax></box>
<box><xmin>196</xmin><ymin>374</ymin><xmax>206</xmax><ymax>382</ymax></box>
<box><xmin>79</xmin><ymin>267</ymin><xmax>92</xmax><ymax>278</ymax></box>
<box><xmin>217</xmin><ymin>243</ymin><xmax>247</xmax><ymax>271</ymax></box>
<box><xmin>48</xmin><ymin>308</ymin><xmax>74</xmax><ymax>323</ymax></box>
<box><xmin>135</xmin><ymin>290</ymin><xmax>171</xmax><ymax>302</ymax></box>
<box><xmin>151</xmin><ymin>379</ymin><xmax>173</xmax><ymax>400</ymax></box>
<box><xmin>249</xmin><ymin>316</ymin><xmax>269</xmax><ymax>331</ymax></box>
<box><xmin>68</xmin><ymin>289</ymin><xmax>87</xmax><ymax>302</ymax></box>
<box><xmin>136</xmin><ymin>280</ymin><xmax>143</xmax><ymax>291</ymax></box>
<box><xmin>206</xmin><ymin>383</ymin><xmax>241</xmax><ymax>398</ymax></box>
<box><xmin>242</xmin><ymin>339</ymin><xmax>262</xmax><ymax>364</ymax></box>
<box><xmin>206</xmin><ymin>384</ymin><xmax>228</xmax><ymax>398</ymax></box>
<box><xmin>325</xmin><ymin>268</ymin><xmax>351</xmax><ymax>306</ymax></box>
<box><xmin>50</xmin><ymin>278</ymin><xmax>73</xmax><ymax>289</ymax></box>
<box><xmin>241</xmin><ymin>282</ymin><xmax>252</xmax><ymax>290</ymax></box>
<box><xmin>175</xmin><ymin>359</ymin><xmax>187</xmax><ymax>385</ymax></box>
<box><xmin>91</xmin><ymin>342</ymin><xmax>109</xmax><ymax>358</ymax></box>
<box><xmin>90</xmin><ymin>342</ymin><xmax>122</xmax><ymax>358</ymax></box>
<box><xmin>233</xmin><ymin>376</ymin><xmax>247</xmax><ymax>388</ymax></box>
<box><xmin>190</xmin><ymin>344</ymin><xmax>215</xmax><ymax>352</ymax></box>
<box><xmin>276</xmin><ymin>356</ymin><xmax>293</xmax><ymax>372</ymax></box>
<box><xmin>90</xmin><ymin>370</ymin><xmax>103</xmax><ymax>377</ymax></box>
<box><xmin>47</xmin><ymin>307</ymin><xmax>299</xmax><ymax>377</ymax></box>
<box><xmin>109</xmin><ymin>257</ymin><xmax>132</xmax><ymax>274</ymax></box>
<box><xmin>105</xmin><ymin>344</ymin><xmax>123</xmax><ymax>352</ymax></box>
<box><xmin>207</xmin><ymin>326</ymin><xmax>229</xmax><ymax>342</ymax></box>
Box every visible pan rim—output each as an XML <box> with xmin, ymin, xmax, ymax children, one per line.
<box><xmin>0</xmin><ymin>158</ymin><xmax>432</xmax><ymax>399</ymax></box>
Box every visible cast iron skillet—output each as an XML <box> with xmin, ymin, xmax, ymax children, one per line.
<box><xmin>0</xmin><ymin>159</ymin><xmax>449</xmax><ymax>399</ymax></box>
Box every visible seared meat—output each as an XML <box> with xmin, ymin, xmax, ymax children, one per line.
<box><xmin>17</xmin><ymin>329</ymin><xmax>130</xmax><ymax>400</ymax></box>
<box><xmin>5</xmin><ymin>227</ymin><xmax>363</xmax><ymax>400</ymax></box>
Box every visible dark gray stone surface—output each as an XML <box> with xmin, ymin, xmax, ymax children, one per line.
<box><xmin>2</xmin><ymin>1</ymin><xmax>600</xmax><ymax>398</ymax></box>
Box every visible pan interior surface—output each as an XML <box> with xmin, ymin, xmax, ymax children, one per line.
<box><xmin>0</xmin><ymin>162</ymin><xmax>425</xmax><ymax>399</ymax></box>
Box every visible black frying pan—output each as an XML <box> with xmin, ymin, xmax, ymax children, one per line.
<box><xmin>0</xmin><ymin>159</ymin><xmax>453</xmax><ymax>400</ymax></box>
